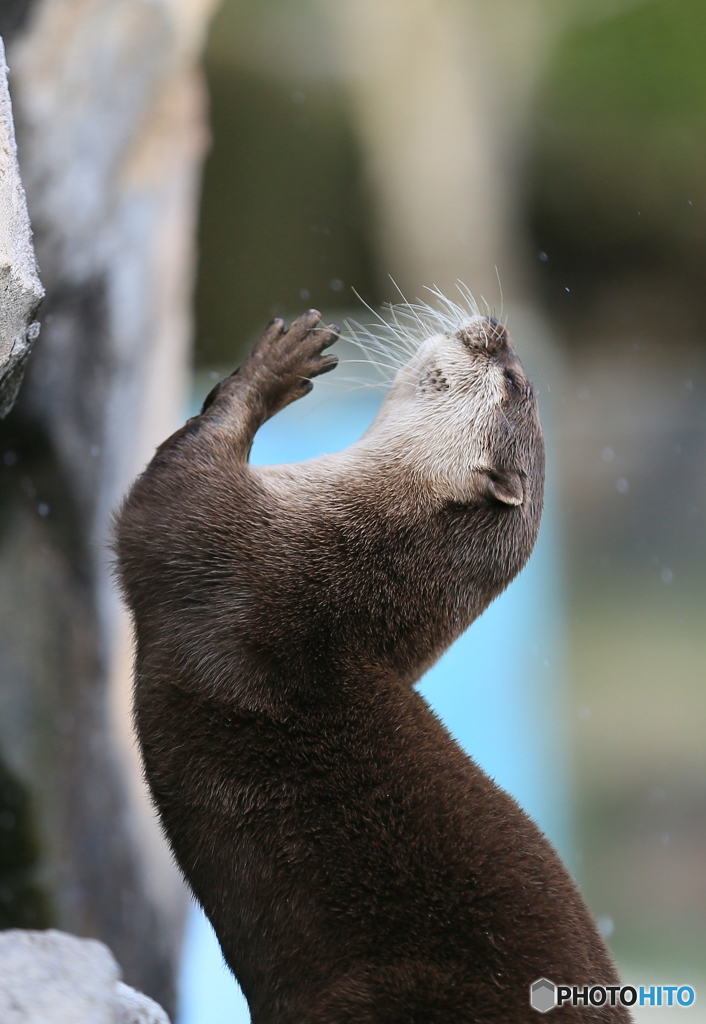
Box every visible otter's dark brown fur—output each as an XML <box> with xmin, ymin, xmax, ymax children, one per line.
<box><xmin>115</xmin><ymin>310</ymin><xmax>630</xmax><ymax>1023</ymax></box>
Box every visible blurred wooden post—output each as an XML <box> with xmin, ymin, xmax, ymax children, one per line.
<box><xmin>327</xmin><ymin>0</ymin><xmax>647</xmax><ymax>307</ymax></box>
<box><xmin>327</xmin><ymin>0</ymin><xmax>565</xmax><ymax>307</ymax></box>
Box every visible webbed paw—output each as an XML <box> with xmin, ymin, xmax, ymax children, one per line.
<box><xmin>202</xmin><ymin>310</ymin><xmax>339</xmax><ymax>416</ymax></box>
<box><xmin>251</xmin><ymin>309</ymin><xmax>339</xmax><ymax>402</ymax></box>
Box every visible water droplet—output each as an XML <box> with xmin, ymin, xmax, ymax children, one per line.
<box><xmin>660</xmin><ymin>567</ymin><xmax>673</xmax><ymax>584</ymax></box>
<box><xmin>601</xmin><ymin>447</ymin><xmax>615</xmax><ymax>463</ymax></box>
<box><xmin>616</xmin><ymin>478</ymin><xmax>629</xmax><ymax>494</ymax></box>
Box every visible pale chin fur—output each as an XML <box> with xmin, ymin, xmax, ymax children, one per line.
<box><xmin>357</xmin><ymin>328</ymin><xmax>506</xmax><ymax>504</ymax></box>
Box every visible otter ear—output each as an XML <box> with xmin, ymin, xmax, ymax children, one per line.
<box><xmin>481</xmin><ymin>468</ymin><xmax>524</xmax><ymax>506</ymax></box>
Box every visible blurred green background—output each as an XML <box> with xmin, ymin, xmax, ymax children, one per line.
<box><xmin>191</xmin><ymin>0</ymin><xmax>706</xmax><ymax>1004</ymax></box>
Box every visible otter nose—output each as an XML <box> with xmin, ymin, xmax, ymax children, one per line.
<box><xmin>456</xmin><ymin>316</ymin><xmax>510</xmax><ymax>354</ymax></box>
<box><xmin>482</xmin><ymin>317</ymin><xmax>510</xmax><ymax>350</ymax></box>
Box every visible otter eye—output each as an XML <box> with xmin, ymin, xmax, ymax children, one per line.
<box><xmin>504</xmin><ymin>370</ymin><xmax>520</xmax><ymax>390</ymax></box>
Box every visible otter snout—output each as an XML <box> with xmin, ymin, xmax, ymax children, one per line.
<box><xmin>456</xmin><ymin>316</ymin><xmax>510</xmax><ymax>355</ymax></box>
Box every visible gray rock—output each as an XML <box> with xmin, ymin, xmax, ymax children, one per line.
<box><xmin>0</xmin><ymin>36</ymin><xmax>44</xmax><ymax>419</ymax></box>
<box><xmin>114</xmin><ymin>982</ymin><xmax>171</xmax><ymax>1024</ymax></box>
<box><xmin>0</xmin><ymin>930</ymin><xmax>171</xmax><ymax>1023</ymax></box>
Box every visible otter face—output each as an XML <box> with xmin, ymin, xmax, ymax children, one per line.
<box><xmin>367</xmin><ymin>316</ymin><xmax>543</xmax><ymax>508</ymax></box>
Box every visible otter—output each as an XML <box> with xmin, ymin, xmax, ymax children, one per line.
<box><xmin>114</xmin><ymin>306</ymin><xmax>630</xmax><ymax>1023</ymax></box>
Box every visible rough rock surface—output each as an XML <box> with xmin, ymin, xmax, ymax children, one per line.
<box><xmin>0</xmin><ymin>930</ymin><xmax>171</xmax><ymax>1024</ymax></box>
<box><xmin>0</xmin><ymin>0</ymin><xmax>218</xmax><ymax>1011</ymax></box>
<box><xmin>0</xmin><ymin>35</ymin><xmax>44</xmax><ymax>418</ymax></box>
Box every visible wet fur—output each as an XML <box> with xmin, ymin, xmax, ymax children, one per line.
<box><xmin>115</xmin><ymin>308</ymin><xmax>630</xmax><ymax>1023</ymax></box>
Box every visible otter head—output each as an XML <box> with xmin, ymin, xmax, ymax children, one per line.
<box><xmin>363</xmin><ymin>314</ymin><xmax>544</xmax><ymax>514</ymax></box>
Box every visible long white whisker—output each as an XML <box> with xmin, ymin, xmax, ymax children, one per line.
<box><xmin>351</xmin><ymin>287</ymin><xmax>395</xmax><ymax>330</ymax></box>
<box><xmin>389</xmin><ymin>278</ymin><xmax>429</xmax><ymax>335</ymax></box>
<box><xmin>339</xmin><ymin>281</ymin><xmax>487</xmax><ymax>378</ymax></box>
<box><xmin>341</xmin><ymin>358</ymin><xmax>405</xmax><ymax>375</ymax></box>
<box><xmin>493</xmin><ymin>268</ymin><xmax>505</xmax><ymax>325</ymax></box>
<box><xmin>350</xmin><ymin>324</ymin><xmax>413</xmax><ymax>361</ymax></box>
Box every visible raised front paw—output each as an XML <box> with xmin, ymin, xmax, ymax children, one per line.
<box><xmin>251</xmin><ymin>309</ymin><xmax>339</xmax><ymax>401</ymax></box>
<box><xmin>202</xmin><ymin>310</ymin><xmax>339</xmax><ymax>417</ymax></box>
